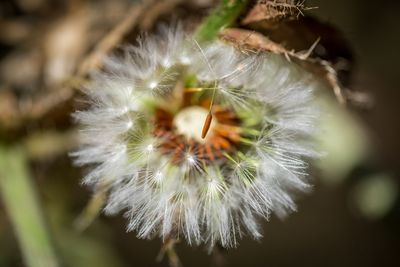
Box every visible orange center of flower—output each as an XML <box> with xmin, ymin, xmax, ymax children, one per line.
<box><xmin>153</xmin><ymin>94</ymin><xmax>242</xmax><ymax>165</ymax></box>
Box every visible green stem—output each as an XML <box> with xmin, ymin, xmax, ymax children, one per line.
<box><xmin>195</xmin><ymin>0</ymin><xmax>249</xmax><ymax>42</ymax></box>
<box><xmin>0</xmin><ymin>145</ymin><xmax>59</xmax><ymax>267</ymax></box>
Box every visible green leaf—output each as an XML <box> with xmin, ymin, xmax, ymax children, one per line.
<box><xmin>0</xmin><ymin>145</ymin><xmax>59</xmax><ymax>267</ymax></box>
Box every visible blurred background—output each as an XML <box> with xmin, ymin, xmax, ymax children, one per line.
<box><xmin>0</xmin><ymin>0</ymin><xmax>399</xmax><ymax>266</ymax></box>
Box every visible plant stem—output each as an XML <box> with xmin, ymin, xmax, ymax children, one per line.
<box><xmin>156</xmin><ymin>237</ymin><xmax>181</xmax><ymax>267</ymax></box>
<box><xmin>0</xmin><ymin>145</ymin><xmax>59</xmax><ymax>267</ymax></box>
<box><xmin>195</xmin><ymin>0</ymin><xmax>249</xmax><ymax>42</ymax></box>
<box><xmin>74</xmin><ymin>182</ymin><xmax>109</xmax><ymax>232</ymax></box>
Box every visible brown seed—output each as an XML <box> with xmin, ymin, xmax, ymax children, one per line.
<box><xmin>201</xmin><ymin>112</ymin><xmax>213</xmax><ymax>139</ymax></box>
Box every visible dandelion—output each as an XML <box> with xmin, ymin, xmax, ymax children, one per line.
<box><xmin>72</xmin><ymin>24</ymin><xmax>320</xmax><ymax>249</ymax></box>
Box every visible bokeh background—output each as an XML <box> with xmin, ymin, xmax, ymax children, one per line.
<box><xmin>1</xmin><ymin>0</ymin><xmax>399</xmax><ymax>266</ymax></box>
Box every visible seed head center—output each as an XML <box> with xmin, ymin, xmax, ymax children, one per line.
<box><xmin>173</xmin><ymin>106</ymin><xmax>216</xmax><ymax>143</ymax></box>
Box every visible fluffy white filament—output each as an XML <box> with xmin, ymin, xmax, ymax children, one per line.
<box><xmin>71</xmin><ymin>24</ymin><xmax>320</xmax><ymax>249</ymax></box>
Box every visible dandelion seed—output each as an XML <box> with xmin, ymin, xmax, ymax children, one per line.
<box><xmin>125</xmin><ymin>120</ymin><xmax>133</xmax><ymax>130</ymax></box>
<box><xmin>72</xmin><ymin>24</ymin><xmax>320</xmax><ymax>249</ymax></box>
<box><xmin>146</xmin><ymin>144</ymin><xmax>154</xmax><ymax>152</ymax></box>
<box><xmin>201</xmin><ymin>112</ymin><xmax>213</xmax><ymax>139</ymax></box>
<box><xmin>149</xmin><ymin>80</ymin><xmax>158</xmax><ymax>89</ymax></box>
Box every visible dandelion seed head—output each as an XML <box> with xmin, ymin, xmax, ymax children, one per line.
<box><xmin>72</xmin><ymin>23</ymin><xmax>321</xmax><ymax>249</ymax></box>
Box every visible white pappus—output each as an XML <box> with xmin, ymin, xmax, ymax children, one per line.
<box><xmin>71</xmin><ymin>23</ymin><xmax>320</xmax><ymax>249</ymax></box>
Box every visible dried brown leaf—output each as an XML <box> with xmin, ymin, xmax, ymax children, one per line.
<box><xmin>242</xmin><ymin>0</ymin><xmax>316</xmax><ymax>25</ymax></box>
<box><xmin>219</xmin><ymin>28</ymin><xmax>348</xmax><ymax>104</ymax></box>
